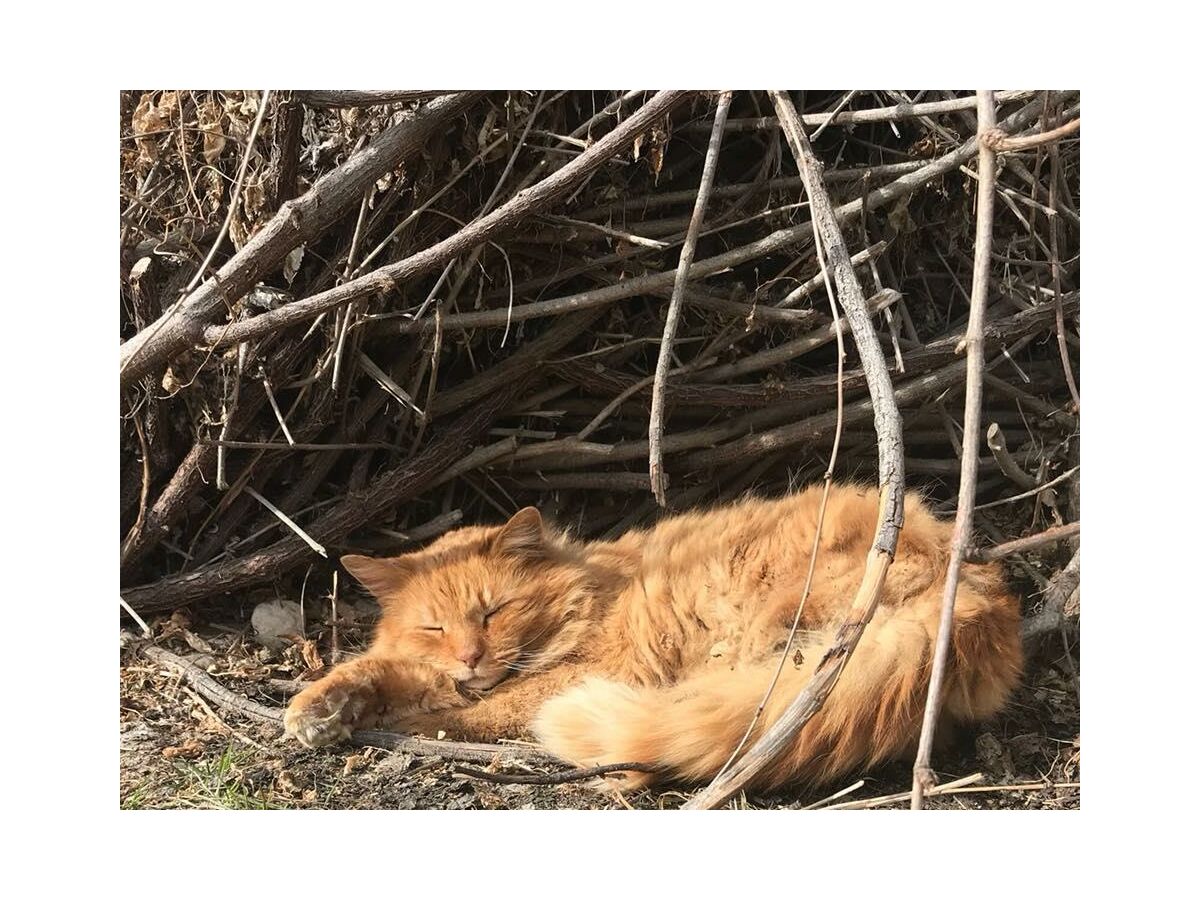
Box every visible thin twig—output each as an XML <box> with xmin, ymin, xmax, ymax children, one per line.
<box><xmin>911</xmin><ymin>91</ymin><xmax>998</xmax><ymax>810</ymax></box>
<box><xmin>649</xmin><ymin>91</ymin><xmax>732</xmax><ymax>506</ymax></box>
<box><xmin>982</xmin><ymin>118</ymin><xmax>1080</xmax><ymax>153</ymax></box>
<box><xmin>966</xmin><ymin>522</ymin><xmax>1079</xmax><ymax>563</ymax></box>
<box><xmin>453</xmin><ymin>761</ymin><xmax>665</xmax><ymax>785</ymax></box>
<box><xmin>261</xmin><ymin>376</ymin><xmax>295</xmax><ymax>445</ymax></box>
<box><xmin>986</xmin><ymin>422</ymin><xmax>1037</xmax><ymax>489</ymax></box>
<box><xmin>975</xmin><ymin>466</ymin><xmax>1079</xmax><ymax>510</ymax></box>
<box><xmin>243</xmin><ymin>486</ymin><xmax>328</xmax><ymax>558</ymax></box>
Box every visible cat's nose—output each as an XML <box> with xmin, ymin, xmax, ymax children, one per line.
<box><xmin>457</xmin><ymin>646</ymin><xmax>483</xmax><ymax>669</ymax></box>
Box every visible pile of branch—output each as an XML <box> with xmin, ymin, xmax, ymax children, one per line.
<box><xmin>119</xmin><ymin>90</ymin><xmax>1080</xmax><ymax>630</ymax></box>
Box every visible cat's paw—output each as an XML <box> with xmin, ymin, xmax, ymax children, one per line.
<box><xmin>284</xmin><ymin>687</ymin><xmax>354</xmax><ymax>749</ymax></box>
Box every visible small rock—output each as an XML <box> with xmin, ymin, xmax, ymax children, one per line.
<box><xmin>251</xmin><ymin>599</ymin><xmax>304</xmax><ymax>650</ymax></box>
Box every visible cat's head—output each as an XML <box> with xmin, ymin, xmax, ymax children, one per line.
<box><xmin>341</xmin><ymin>508</ymin><xmax>589</xmax><ymax>692</ymax></box>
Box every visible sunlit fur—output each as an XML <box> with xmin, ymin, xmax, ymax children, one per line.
<box><xmin>284</xmin><ymin>483</ymin><xmax>1023</xmax><ymax>792</ymax></box>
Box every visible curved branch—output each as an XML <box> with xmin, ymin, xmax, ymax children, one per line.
<box><xmin>684</xmin><ymin>90</ymin><xmax>907</xmax><ymax>809</ymax></box>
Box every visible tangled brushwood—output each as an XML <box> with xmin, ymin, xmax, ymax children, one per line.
<box><xmin>119</xmin><ymin>90</ymin><xmax>1079</xmax><ymax>809</ymax></box>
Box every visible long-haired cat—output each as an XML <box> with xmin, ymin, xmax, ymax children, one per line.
<box><xmin>284</xmin><ymin>483</ymin><xmax>1022</xmax><ymax>792</ymax></box>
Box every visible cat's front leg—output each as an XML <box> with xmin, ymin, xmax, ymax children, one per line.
<box><xmin>395</xmin><ymin>664</ymin><xmax>587</xmax><ymax>743</ymax></box>
<box><xmin>284</xmin><ymin>656</ymin><xmax>464</xmax><ymax>748</ymax></box>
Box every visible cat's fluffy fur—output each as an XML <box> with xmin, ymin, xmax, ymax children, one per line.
<box><xmin>285</xmin><ymin>483</ymin><xmax>1022</xmax><ymax>791</ymax></box>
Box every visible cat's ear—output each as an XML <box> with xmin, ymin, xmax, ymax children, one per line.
<box><xmin>340</xmin><ymin>554</ymin><xmax>413</xmax><ymax>599</ymax></box>
<box><xmin>492</xmin><ymin>507</ymin><xmax>545</xmax><ymax>560</ymax></box>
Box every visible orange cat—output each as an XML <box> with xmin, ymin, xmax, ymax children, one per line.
<box><xmin>284</xmin><ymin>483</ymin><xmax>1023</xmax><ymax>792</ymax></box>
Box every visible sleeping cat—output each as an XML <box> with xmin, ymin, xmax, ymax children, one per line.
<box><xmin>284</xmin><ymin>483</ymin><xmax>1022</xmax><ymax>792</ymax></box>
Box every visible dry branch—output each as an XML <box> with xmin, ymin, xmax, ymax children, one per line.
<box><xmin>1022</xmin><ymin>547</ymin><xmax>1081</xmax><ymax>640</ymax></box>
<box><xmin>649</xmin><ymin>91</ymin><xmax>732</xmax><ymax>506</ymax></box>
<box><xmin>967</xmin><ymin>522</ymin><xmax>1079</xmax><ymax>563</ymax></box>
<box><xmin>684</xmin><ymin>91</ymin><xmax>907</xmax><ymax>809</ymax></box>
<box><xmin>911</xmin><ymin>91</ymin><xmax>998</xmax><ymax>810</ymax></box>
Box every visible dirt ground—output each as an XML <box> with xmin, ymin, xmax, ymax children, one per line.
<box><xmin>119</xmin><ymin>583</ymin><xmax>1079</xmax><ymax>811</ymax></box>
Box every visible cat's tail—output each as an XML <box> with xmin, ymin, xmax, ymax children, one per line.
<box><xmin>532</xmin><ymin>576</ymin><xmax>1021</xmax><ymax>793</ymax></box>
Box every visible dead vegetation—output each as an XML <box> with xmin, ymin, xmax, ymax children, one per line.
<box><xmin>119</xmin><ymin>90</ymin><xmax>1080</xmax><ymax>810</ymax></box>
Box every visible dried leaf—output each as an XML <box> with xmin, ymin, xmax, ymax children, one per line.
<box><xmin>275</xmin><ymin>770</ymin><xmax>301</xmax><ymax>796</ymax></box>
<box><xmin>162</xmin><ymin>739</ymin><xmax>203</xmax><ymax>760</ymax></box>
<box><xmin>197</xmin><ymin>100</ymin><xmax>226</xmax><ymax>165</ymax></box>
<box><xmin>299</xmin><ymin>638</ymin><xmax>323</xmax><ymax>672</ymax></box>
<box><xmin>131</xmin><ymin>93</ymin><xmax>164</xmax><ymax>165</ymax></box>
<box><xmin>283</xmin><ymin>246</ymin><xmax>305</xmax><ymax>285</ymax></box>
<box><xmin>202</xmin><ymin>167</ymin><xmax>223</xmax><ymax>217</ymax></box>
<box><xmin>242</xmin><ymin>173</ymin><xmax>266</xmax><ymax>222</ymax></box>
<box><xmin>156</xmin><ymin>90</ymin><xmax>180</xmax><ymax>125</ymax></box>
<box><xmin>646</xmin><ymin>122</ymin><xmax>668</xmax><ymax>179</ymax></box>
<box><xmin>183</xmin><ymin>630</ymin><xmax>215</xmax><ymax>654</ymax></box>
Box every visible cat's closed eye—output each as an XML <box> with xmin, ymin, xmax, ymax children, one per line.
<box><xmin>482</xmin><ymin>599</ymin><xmax>511</xmax><ymax>625</ymax></box>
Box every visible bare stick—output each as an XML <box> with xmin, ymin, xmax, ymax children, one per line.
<box><xmin>975</xmin><ymin>466</ymin><xmax>1079</xmax><ymax>510</ymax></box>
<box><xmin>330</xmin><ymin>570</ymin><xmax>341</xmax><ymax>664</ymax></box>
<box><xmin>684</xmin><ymin>91</ymin><xmax>906</xmax><ymax>810</ymax></box>
<box><xmin>825</xmin><ymin>773</ymin><xmax>986</xmax><ymax>810</ymax></box>
<box><xmin>982</xmin><ymin>117</ymin><xmax>1080</xmax><ymax>153</ymax></box>
<box><xmin>687</xmin><ymin>90</ymin><xmax>1033</xmax><ymax>132</ymax></box>
<box><xmin>910</xmin><ymin>91</ymin><xmax>998</xmax><ymax>810</ymax></box>
<box><xmin>708</xmin><ymin>165</ymin><xmax>850</xmax><ymax>787</ymax></box>
<box><xmin>649</xmin><ymin>91</ymin><xmax>732</xmax><ymax>506</ymax></box>
<box><xmin>261</xmin><ymin>376</ymin><xmax>295</xmax><ymax>445</ymax></box>
<box><xmin>777</xmin><ymin>241</ymin><xmax>889</xmax><ymax>309</ymax></box>
<box><xmin>967</xmin><ymin>522</ymin><xmax>1079</xmax><ymax>563</ymax></box>
<box><xmin>243</xmin><ymin>486</ymin><xmax>328</xmax><ymax>558</ymax></box>
<box><xmin>1022</xmin><ymin>548</ymin><xmax>1081</xmax><ymax>639</ymax></box>
<box><xmin>119</xmin><ymin>597</ymin><xmax>151</xmax><ymax>637</ymax></box>
<box><xmin>1046</xmin><ymin>112</ymin><xmax>1082</xmax><ymax>412</ymax></box>
<box><xmin>453</xmin><ymin>761</ymin><xmax>664</xmax><ymax>785</ymax></box>
<box><xmin>986</xmin><ymin>422</ymin><xmax>1037</xmax><ymax>489</ymax></box>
